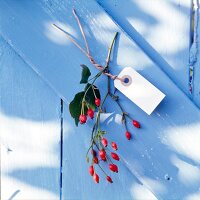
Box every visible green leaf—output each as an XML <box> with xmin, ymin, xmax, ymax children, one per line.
<box><xmin>85</xmin><ymin>83</ymin><xmax>101</xmax><ymax>110</ymax></box>
<box><xmin>69</xmin><ymin>91</ymin><xmax>85</xmax><ymax>126</ymax></box>
<box><xmin>80</xmin><ymin>65</ymin><xmax>91</xmax><ymax>84</ymax></box>
<box><xmin>69</xmin><ymin>84</ymin><xmax>100</xmax><ymax>126</ymax></box>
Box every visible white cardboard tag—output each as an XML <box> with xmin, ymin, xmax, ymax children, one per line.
<box><xmin>114</xmin><ymin>67</ymin><xmax>165</xmax><ymax>115</ymax></box>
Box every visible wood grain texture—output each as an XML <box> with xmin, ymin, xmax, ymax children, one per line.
<box><xmin>0</xmin><ymin>37</ymin><xmax>61</xmax><ymax>200</ymax></box>
<box><xmin>0</xmin><ymin>1</ymin><xmax>200</xmax><ymax>199</ymax></box>
<box><xmin>97</xmin><ymin>0</ymin><xmax>192</xmax><ymax>99</ymax></box>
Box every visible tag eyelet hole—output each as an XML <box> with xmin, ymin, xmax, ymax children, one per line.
<box><xmin>124</xmin><ymin>78</ymin><xmax>130</xmax><ymax>83</ymax></box>
<box><xmin>121</xmin><ymin>75</ymin><xmax>132</xmax><ymax>86</ymax></box>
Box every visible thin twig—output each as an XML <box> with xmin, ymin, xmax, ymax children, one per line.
<box><xmin>72</xmin><ymin>9</ymin><xmax>90</xmax><ymax>55</ymax></box>
<box><xmin>82</xmin><ymin>29</ymin><xmax>120</xmax><ymax>176</ymax></box>
<box><xmin>110</xmin><ymin>95</ymin><xmax>129</xmax><ymax>132</ymax></box>
<box><xmin>52</xmin><ymin>24</ymin><xmax>89</xmax><ymax>57</ymax></box>
<box><xmin>105</xmin><ymin>32</ymin><xmax>118</xmax><ymax>69</ymax></box>
<box><xmin>52</xmin><ymin>9</ymin><xmax>124</xmax><ymax>82</ymax></box>
<box><xmin>105</xmin><ymin>32</ymin><xmax>118</xmax><ymax>93</ymax></box>
<box><xmin>104</xmin><ymin>32</ymin><xmax>129</xmax><ymax>132</ymax></box>
<box><xmin>82</xmin><ymin>71</ymin><xmax>103</xmax><ymax>102</ymax></box>
<box><xmin>97</xmin><ymin>163</ymin><xmax>108</xmax><ymax>176</ymax></box>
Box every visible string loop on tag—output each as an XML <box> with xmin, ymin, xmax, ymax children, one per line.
<box><xmin>52</xmin><ymin>9</ymin><xmax>124</xmax><ymax>82</ymax></box>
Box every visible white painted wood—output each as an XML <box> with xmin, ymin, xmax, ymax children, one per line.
<box><xmin>97</xmin><ymin>0</ymin><xmax>191</xmax><ymax>96</ymax></box>
<box><xmin>0</xmin><ymin>37</ymin><xmax>61</xmax><ymax>200</ymax></box>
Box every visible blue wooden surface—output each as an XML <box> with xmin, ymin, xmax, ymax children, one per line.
<box><xmin>97</xmin><ymin>0</ymin><xmax>194</xmax><ymax>101</ymax></box>
<box><xmin>97</xmin><ymin>0</ymin><xmax>200</xmax><ymax>110</ymax></box>
<box><xmin>1</xmin><ymin>0</ymin><xmax>200</xmax><ymax>200</ymax></box>
<box><xmin>0</xmin><ymin>36</ymin><xmax>61</xmax><ymax>199</ymax></box>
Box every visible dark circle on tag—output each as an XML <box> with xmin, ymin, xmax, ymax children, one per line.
<box><xmin>121</xmin><ymin>75</ymin><xmax>132</xmax><ymax>86</ymax></box>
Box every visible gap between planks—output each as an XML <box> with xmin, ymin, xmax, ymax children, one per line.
<box><xmin>60</xmin><ymin>99</ymin><xmax>64</xmax><ymax>200</ymax></box>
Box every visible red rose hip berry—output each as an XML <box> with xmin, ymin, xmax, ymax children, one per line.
<box><xmin>87</xmin><ymin>108</ymin><xmax>94</xmax><ymax>119</ymax></box>
<box><xmin>93</xmin><ymin>173</ymin><xmax>99</xmax><ymax>183</ymax></box>
<box><xmin>111</xmin><ymin>142</ymin><xmax>118</xmax><ymax>150</ymax></box>
<box><xmin>132</xmin><ymin>120</ymin><xmax>140</xmax><ymax>128</ymax></box>
<box><xmin>109</xmin><ymin>164</ymin><xmax>115</xmax><ymax>172</ymax></box>
<box><xmin>93</xmin><ymin>157</ymin><xmax>99</xmax><ymax>164</ymax></box>
<box><xmin>79</xmin><ymin>114</ymin><xmax>87</xmax><ymax>124</ymax></box>
<box><xmin>111</xmin><ymin>152</ymin><xmax>120</xmax><ymax>161</ymax></box>
<box><xmin>95</xmin><ymin>98</ymin><xmax>101</xmax><ymax>107</ymax></box>
<box><xmin>106</xmin><ymin>176</ymin><xmax>113</xmax><ymax>183</ymax></box>
<box><xmin>89</xmin><ymin>165</ymin><xmax>94</xmax><ymax>176</ymax></box>
<box><xmin>101</xmin><ymin>138</ymin><xmax>108</xmax><ymax>147</ymax></box>
<box><xmin>113</xmin><ymin>164</ymin><xmax>118</xmax><ymax>173</ymax></box>
<box><xmin>125</xmin><ymin>131</ymin><xmax>131</xmax><ymax>140</ymax></box>
<box><xmin>109</xmin><ymin>164</ymin><xmax>118</xmax><ymax>173</ymax></box>
<box><xmin>99</xmin><ymin>149</ymin><xmax>106</xmax><ymax>161</ymax></box>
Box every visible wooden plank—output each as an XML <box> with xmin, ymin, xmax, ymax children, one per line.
<box><xmin>0</xmin><ymin>37</ymin><xmax>61</xmax><ymax>200</ymax></box>
<box><xmin>62</xmin><ymin>104</ymin><xmax>157</xmax><ymax>200</ymax></box>
<box><xmin>0</xmin><ymin>1</ymin><xmax>200</xmax><ymax>199</ymax></box>
<box><xmin>97</xmin><ymin>0</ymin><xmax>192</xmax><ymax>98</ymax></box>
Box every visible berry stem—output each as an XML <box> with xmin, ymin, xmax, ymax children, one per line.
<box><xmin>105</xmin><ymin>154</ymin><xmax>114</xmax><ymax>164</ymax></box>
<box><xmin>105</xmin><ymin>32</ymin><xmax>118</xmax><ymax>93</ymax></box>
<box><xmin>100</xmin><ymin>92</ymin><xmax>109</xmax><ymax>109</ymax></box>
<box><xmin>97</xmin><ymin>112</ymin><xmax>101</xmax><ymax>131</ymax></box>
<box><xmin>82</xmin><ymin>71</ymin><xmax>103</xmax><ymax>103</ymax></box>
<box><xmin>104</xmin><ymin>31</ymin><xmax>131</xmax><ymax>133</ymax></box>
<box><xmin>123</xmin><ymin>114</ymin><xmax>128</xmax><ymax>132</ymax></box>
<box><xmin>81</xmin><ymin>101</ymin><xmax>84</xmax><ymax>115</ymax></box>
<box><xmin>97</xmin><ymin>163</ymin><xmax>108</xmax><ymax>176</ymax></box>
<box><xmin>124</xmin><ymin>113</ymin><xmax>132</xmax><ymax>120</ymax></box>
<box><xmin>93</xmin><ymin>141</ymin><xmax>100</xmax><ymax>151</ymax></box>
<box><xmin>109</xmin><ymin>93</ymin><xmax>129</xmax><ymax>132</ymax></box>
<box><xmin>104</xmin><ymin>32</ymin><xmax>129</xmax><ymax>132</ymax></box>
<box><xmin>82</xmin><ymin>102</ymin><xmax>85</xmax><ymax>115</ymax></box>
<box><xmin>105</xmin><ymin>32</ymin><xmax>118</xmax><ymax>69</ymax></box>
<box><xmin>92</xmin><ymin>85</ymin><xmax>97</xmax><ymax>99</ymax></box>
<box><xmin>85</xmin><ymin>32</ymin><xmax>120</xmax><ymax>181</ymax></box>
<box><xmin>95</xmin><ymin>91</ymin><xmax>109</xmax><ymax>132</ymax></box>
<box><xmin>86</xmin><ymin>123</ymin><xmax>97</xmax><ymax>158</ymax></box>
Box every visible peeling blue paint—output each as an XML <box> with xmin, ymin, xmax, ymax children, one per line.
<box><xmin>189</xmin><ymin>0</ymin><xmax>199</xmax><ymax>94</ymax></box>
